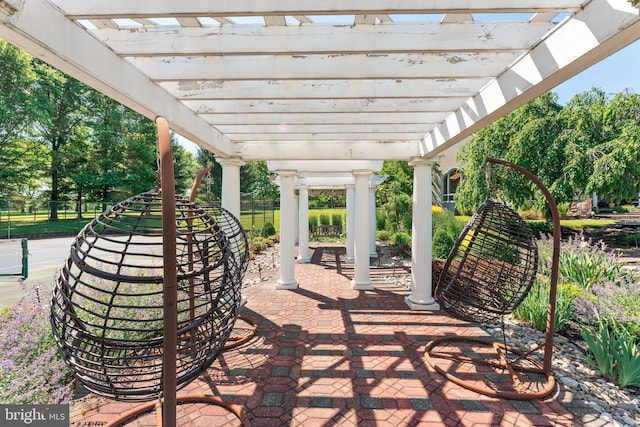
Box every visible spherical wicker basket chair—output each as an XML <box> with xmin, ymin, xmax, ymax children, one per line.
<box><xmin>50</xmin><ymin>190</ymin><xmax>242</xmax><ymax>401</ymax></box>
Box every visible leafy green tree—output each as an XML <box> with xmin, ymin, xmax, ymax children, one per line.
<box><xmin>242</xmin><ymin>161</ymin><xmax>279</xmax><ymax>199</ymax></box>
<box><xmin>31</xmin><ymin>59</ymin><xmax>88</xmax><ymax>220</ymax></box>
<box><xmin>171</xmin><ymin>134</ymin><xmax>198</xmax><ymax>196</ymax></box>
<box><xmin>586</xmin><ymin>92</ymin><xmax>640</xmax><ymax>203</ymax></box>
<box><xmin>194</xmin><ymin>148</ymin><xmax>222</xmax><ymax>202</ymax></box>
<box><xmin>0</xmin><ymin>41</ymin><xmax>44</xmax><ymax>202</ymax></box>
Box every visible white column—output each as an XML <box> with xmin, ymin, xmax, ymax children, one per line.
<box><xmin>345</xmin><ymin>184</ymin><xmax>355</xmax><ymax>263</ymax></box>
<box><xmin>297</xmin><ymin>185</ymin><xmax>311</xmax><ymax>263</ymax></box>
<box><xmin>369</xmin><ymin>184</ymin><xmax>378</xmax><ymax>258</ymax></box>
<box><xmin>216</xmin><ymin>157</ymin><xmax>245</xmax><ymax>219</ymax></box>
<box><xmin>352</xmin><ymin>170</ymin><xmax>373</xmax><ymax>290</ymax></box>
<box><xmin>406</xmin><ymin>158</ymin><xmax>439</xmax><ymax>311</ymax></box>
<box><xmin>368</xmin><ymin>176</ymin><xmax>386</xmax><ymax>258</ymax></box>
<box><xmin>294</xmin><ymin>191</ymin><xmax>300</xmax><ymax>244</ymax></box>
<box><xmin>276</xmin><ymin>170</ymin><xmax>298</xmax><ymax>289</ymax></box>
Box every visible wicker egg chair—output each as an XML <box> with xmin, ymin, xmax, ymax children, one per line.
<box><xmin>425</xmin><ymin>157</ymin><xmax>561</xmax><ymax>400</ymax></box>
<box><xmin>435</xmin><ymin>199</ymin><xmax>538</xmax><ymax>324</ymax></box>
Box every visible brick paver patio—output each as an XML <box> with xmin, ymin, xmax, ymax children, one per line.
<box><xmin>70</xmin><ymin>246</ymin><xmax>582</xmax><ymax>426</ymax></box>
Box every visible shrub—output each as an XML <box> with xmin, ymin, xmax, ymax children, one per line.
<box><xmin>527</xmin><ymin>220</ymin><xmax>553</xmax><ymax>238</ymax></box>
<box><xmin>432</xmin><ymin>210</ymin><xmax>464</xmax><ymax>239</ymax></box>
<box><xmin>625</xmin><ymin>233</ymin><xmax>640</xmax><ymax>247</ymax></box>
<box><xmin>308</xmin><ymin>214</ymin><xmax>318</xmax><ymax>230</ymax></box>
<box><xmin>376</xmin><ymin>211</ymin><xmax>386</xmax><ymax>231</ymax></box>
<box><xmin>432</xmin><ymin>228</ymin><xmax>455</xmax><ymax>260</ymax></box>
<box><xmin>391</xmin><ymin>231</ymin><xmax>411</xmax><ymax>256</ymax></box>
<box><xmin>319</xmin><ymin>213</ymin><xmax>331</xmax><ymax>226</ymax></box>
<box><xmin>331</xmin><ymin>213</ymin><xmax>343</xmax><ymax>228</ymax></box>
<box><xmin>376</xmin><ymin>229</ymin><xmax>391</xmax><ymax>242</ymax></box>
<box><xmin>575</xmin><ymin>277</ymin><xmax>640</xmax><ymax>342</ymax></box>
<box><xmin>537</xmin><ymin>233</ymin><xmax>630</xmax><ymax>291</ymax></box>
<box><xmin>0</xmin><ymin>285</ymin><xmax>73</xmax><ymax>404</ymax></box>
<box><xmin>512</xmin><ymin>280</ymin><xmax>577</xmax><ymax>332</ymax></box>
<box><xmin>261</xmin><ymin>221</ymin><xmax>276</xmax><ymax>238</ymax></box>
<box><xmin>557</xmin><ymin>202</ymin><xmax>569</xmax><ymax>220</ymax></box>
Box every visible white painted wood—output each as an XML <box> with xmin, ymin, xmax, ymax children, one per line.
<box><xmin>0</xmin><ymin>0</ymin><xmax>235</xmax><ymax>157</ymax></box>
<box><xmin>185</xmin><ymin>98</ymin><xmax>467</xmax><ymax>114</ymax></box>
<box><xmin>406</xmin><ymin>158</ymin><xmax>439</xmax><ymax>310</ymax></box>
<box><xmin>297</xmin><ymin>185</ymin><xmax>311</xmax><ymax>263</ymax></box>
<box><xmin>352</xmin><ymin>170</ymin><xmax>373</xmax><ymax>290</ymax></box>
<box><xmin>421</xmin><ymin>0</ymin><xmax>640</xmax><ymax>157</ymax></box>
<box><xmin>276</xmin><ymin>170</ymin><xmax>298</xmax><ymax>290</ymax></box>
<box><xmin>92</xmin><ymin>23</ymin><xmax>554</xmax><ymax>56</ymax></box>
<box><xmin>216</xmin><ymin>121</ymin><xmax>435</xmax><ymax>134</ymax></box>
<box><xmin>345</xmin><ymin>184</ymin><xmax>355</xmax><ymax>263</ymax></box>
<box><xmin>201</xmin><ymin>112</ymin><xmax>448</xmax><ymax>125</ymax></box>
<box><xmin>228</xmin><ymin>133</ymin><xmax>429</xmax><ymax>141</ymax></box>
<box><xmin>239</xmin><ymin>141</ymin><xmax>418</xmax><ymax>161</ymax></box>
<box><xmin>53</xmin><ymin>0</ymin><xmax>584</xmax><ymax>18</ymax></box>
<box><xmin>159</xmin><ymin>78</ymin><xmax>490</xmax><ymax>100</ymax></box>
<box><xmin>130</xmin><ymin>53</ymin><xmax>519</xmax><ymax>81</ymax></box>
<box><xmin>216</xmin><ymin>158</ymin><xmax>244</xmax><ymax>218</ymax></box>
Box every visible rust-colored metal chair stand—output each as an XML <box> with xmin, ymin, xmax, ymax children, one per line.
<box><xmin>51</xmin><ymin>118</ymin><xmax>250</xmax><ymax>426</ymax></box>
<box><xmin>425</xmin><ymin>157</ymin><xmax>561</xmax><ymax>400</ymax></box>
<box><xmin>189</xmin><ymin>168</ymin><xmax>258</xmax><ymax>351</ymax></box>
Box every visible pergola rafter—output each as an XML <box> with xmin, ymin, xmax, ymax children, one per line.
<box><xmin>0</xmin><ymin>0</ymin><xmax>638</xmax><ymax>160</ymax></box>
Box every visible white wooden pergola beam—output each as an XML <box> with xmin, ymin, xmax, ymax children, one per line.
<box><xmin>0</xmin><ymin>0</ymin><xmax>235</xmax><ymax>157</ymax></box>
<box><xmin>201</xmin><ymin>112</ymin><xmax>446</xmax><ymax>126</ymax></box>
<box><xmin>185</xmin><ymin>98</ymin><xmax>463</xmax><ymax>114</ymax></box>
<box><xmin>237</xmin><ymin>141</ymin><xmax>419</xmax><ymax>161</ymax></box>
<box><xmin>53</xmin><ymin>0</ymin><xmax>584</xmax><ymax>18</ymax></box>
<box><xmin>421</xmin><ymin>0</ymin><xmax>640</xmax><ymax>157</ymax></box>
<box><xmin>228</xmin><ymin>133</ymin><xmax>428</xmax><ymax>141</ymax></box>
<box><xmin>216</xmin><ymin>124</ymin><xmax>436</xmax><ymax>134</ymax></box>
<box><xmin>132</xmin><ymin>53</ymin><xmax>518</xmax><ymax>81</ymax></box>
<box><xmin>160</xmin><ymin>78</ymin><xmax>491</xmax><ymax>100</ymax></box>
<box><xmin>92</xmin><ymin>23</ymin><xmax>554</xmax><ymax>56</ymax></box>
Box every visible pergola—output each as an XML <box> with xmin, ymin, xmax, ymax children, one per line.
<box><xmin>2</xmin><ymin>0</ymin><xmax>639</xmax><ymax>309</ymax></box>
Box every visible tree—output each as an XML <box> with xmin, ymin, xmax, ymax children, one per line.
<box><xmin>0</xmin><ymin>40</ymin><xmax>45</xmax><ymax>203</ymax></box>
<box><xmin>586</xmin><ymin>92</ymin><xmax>640</xmax><ymax>203</ymax></box>
<box><xmin>31</xmin><ymin>59</ymin><xmax>88</xmax><ymax>220</ymax></box>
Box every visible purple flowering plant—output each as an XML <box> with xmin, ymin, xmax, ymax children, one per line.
<box><xmin>0</xmin><ymin>282</ymin><xmax>73</xmax><ymax>404</ymax></box>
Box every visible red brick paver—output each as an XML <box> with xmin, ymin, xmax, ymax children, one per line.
<box><xmin>69</xmin><ymin>246</ymin><xmax>583</xmax><ymax>426</ymax></box>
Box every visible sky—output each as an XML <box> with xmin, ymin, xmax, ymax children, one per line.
<box><xmin>178</xmin><ymin>38</ymin><xmax>640</xmax><ymax>153</ymax></box>
<box><xmin>553</xmin><ymin>38</ymin><xmax>640</xmax><ymax>103</ymax></box>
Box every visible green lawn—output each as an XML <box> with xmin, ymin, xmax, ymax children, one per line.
<box><xmin>0</xmin><ymin>206</ymin><xmax>616</xmax><ymax>238</ymax></box>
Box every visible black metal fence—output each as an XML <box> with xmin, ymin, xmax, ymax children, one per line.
<box><xmin>0</xmin><ymin>196</ymin><xmax>275</xmax><ymax>238</ymax></box>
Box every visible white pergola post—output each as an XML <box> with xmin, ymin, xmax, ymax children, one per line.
<box><xmin>368</xmin><ymin>176</ymin><xmax>386</xmax><ymax>258</ymax></box>
<box><xmin>297</xmin><ymin>185</ymin><xmax>311</xmax><ymax>263</ymax></box>
<box><xmin>345</xmin><ymin>184</ymin><xmax>355</xmax><ymax>263</ymax></box>
<box><xmin>369</xmin><ymin>183</ymin><xmax>378</xmax><ymax>258</ymax></box>
<box><xmin>216</xmin><ymin>157</ymin><xmax>244</xmax><ymax>219</ymax></box>
<box><xmin>352</xmin><ymin>170</ymin><xmax>373</xmax><ymax>290</ymax></box>
<box><xmin>276</xmin><ymin>170</ymin><xmax>298</xmax><ymax>289</ymax></box>
<box><xmin>405</xmin><ymin>158</ymin><xmax>439</xmax><ymax>311</ymax></box>
<box><xmin>294</xmin><ymin>190</ymin><xmax>300</xmax><ymax>244</ymax></box>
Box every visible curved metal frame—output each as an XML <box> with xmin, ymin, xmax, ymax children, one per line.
<box><xmin>425</xmin><ymin>157</ymin><xmax>560</xmax><ymax>400</ymax></box>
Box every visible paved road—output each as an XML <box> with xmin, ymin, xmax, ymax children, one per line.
<box><xmin>0</xmin><ymin>236</ymin><xmax>75</xmax><ymax>307</ymax></box>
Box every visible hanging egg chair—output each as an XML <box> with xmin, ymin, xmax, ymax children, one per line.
<box><xmin>50</xmin><ymin>190</ymin><xmax>242</xmax><ymax>401</ymax></box>
<box><xmin>434</xmin><ymin>199</ymin><xmax>538</xmax><ymax>324</ymax></box>
<box><xmin>426</xmin><ymin>157</ymin><xmax>561</xmax><ymax>400</ymax></box>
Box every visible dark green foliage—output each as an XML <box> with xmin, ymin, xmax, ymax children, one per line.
<box><xmin>390</xmin><ymin>231</ymin><xmax>411</xmax><ymax>256</ymax></box>
<box><xmin>331</xmin><ymin>213</ymin><xmax>343</xmax><ymax>227</ymax></box>
<box><xmin>526</xmin><ymin>221</ymin><xmax>554</xmax><ymax>238</ymax></box>
<box><xmin>455</xmin><ymin>89</ymin><xmax>640</xmax><ymax>217</ymax></box>
<box><xmin>319</xmin><ymin>213</ymin><xmax>330</xmax><ymax>225</ymax></box>
<box><xmin>308</xmin><ymin>215</ymin><xmax>318</xmax><ymax>230</ymax></box>
<box><xmin>261</xmin><ymin>221</ymin><xmax>276</xmax><ymax>238</ymax></box>
<box><xmin>432</xmin><ymin>229</ymin><xmax>455</xmax><ymax>259</ymax></box>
